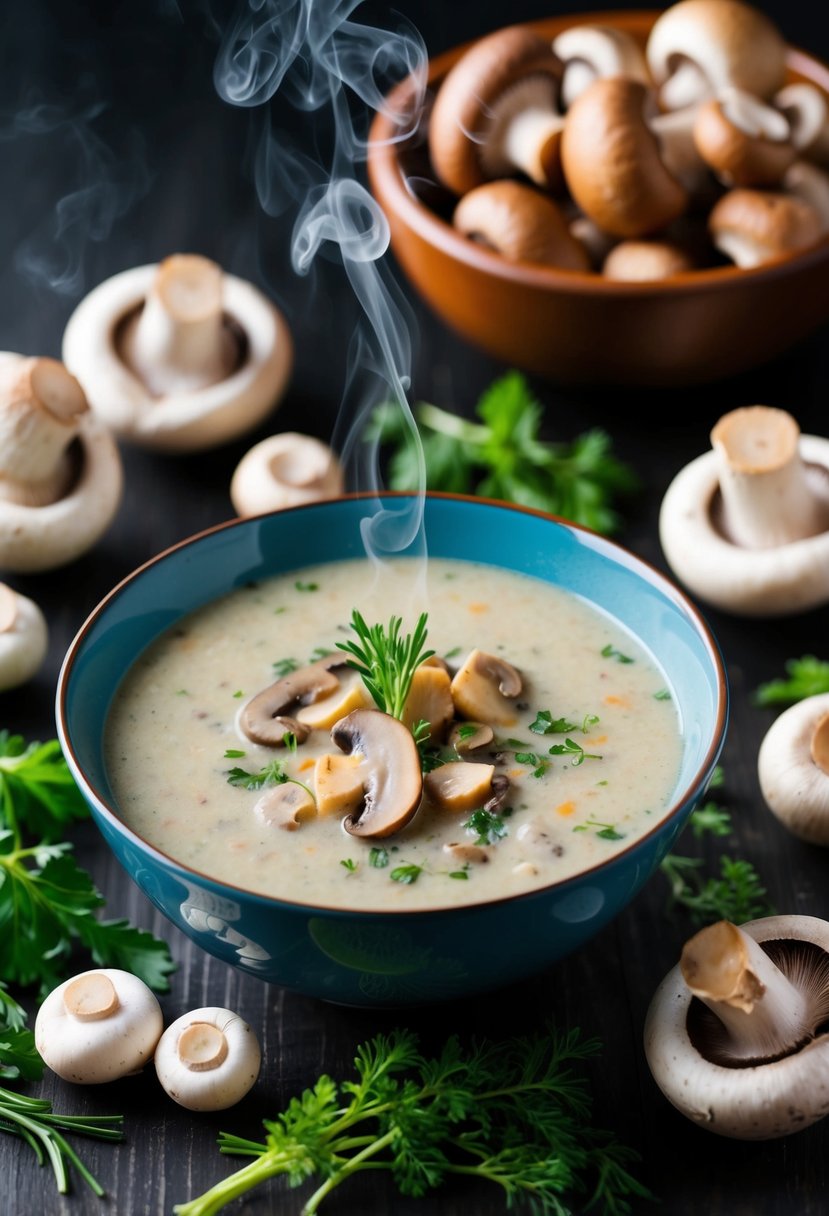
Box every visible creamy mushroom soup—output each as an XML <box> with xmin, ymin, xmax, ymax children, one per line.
<box><xmin>104</xmin><ymin>556</ymin><xmax>683</xmax><ymax>910</ymax></box>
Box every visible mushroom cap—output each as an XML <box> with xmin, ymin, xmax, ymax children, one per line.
<box><xmin>230</xmin><ymin>432</ymin><xmax>344</xmax><ymax>517</ymax></box>
<box><xmin>658</xmin><ymin>431</ymin><xmax>829</xmax><ymax>616</ymax></box>
<box><xmin>775</xmin><ymin>83</ymin><xmax>829</xmax><ymax>165</ymax></box>
<box><xmin>331</xmin><ymin>707</ymin><xmax>423</xmax><ymax>838</ymax></box>
<box><xmin>646</xmin><ymin>0</ymin><xmax>788</xmax><ymax>109</ymax></box>
<box><xmin>0</xmin><ymin>351</ymin><xmax>123</xmax><ymax>573</ymax></box>
<box><xmin>758</xmin><ymin>693</ymin><xmax>829</xmax><ymax>845</ymax></box>
<box><xmin>708</xmin><ymin>187</ymin><xmax>823</xmax><ymax>266</ymax></box>
<box><xmin>602</xmin><ymin>238</ymin><xmax>696</xmax><ymax>280</ymax></box>
<box><xmin>61</xmin><ymin>263</ymin><xmax>293</xmax><ymax>452</ymax></box>
<box><xmin>0</xmin><ymin>584</ymin><xmax>48</xmax><ymax>691</ymax></box>
<box><xmin>693</xmin><ymin>89</ymin><xmax>795</xmax><ymax>188</ymax></box>
<box><xmin>34</xmin><ymin>967</ymin><xmax>163</xmax><ymax>1084</ymax></box>
<box><xmin>453</xmin><ymin>180</ymin><xmax>590</xmax><ymax>270</ymax></box>
<box><xmin>154</xmin><ymin>1006</ymin><xmax>261</xmax><ymax>1111</ymax></box>
<box><xmin>450</xmin><ymin>648</ymin><xmax>523</xmax><ymax>727</ymax></box>
<box><xmin>428</xmin><ymin>25</ymin><xmax>563</xmax><ymax>196</ymax></box>
<box><xmin>552</xmin><ymin>24</ymin><xmax>651</xmax><ymax>110</ymax></box>
<box><xmin>560</xmin><ymin>76</ymin><xmax>688</xmax><ymax>239</ymax></box>
<box><xmin>240</xmin><ymin>660</ymin><xmax>341</xmax><ymax>746</ymax></box>
<box><xmin>644</xmin><ymin>914</ymin><xmax>829</xmax><ymax>1139</ymax></box>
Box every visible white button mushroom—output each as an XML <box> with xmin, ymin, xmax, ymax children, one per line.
<box><xmin>552</xmin><ymin>24</ymin><xmax>650</xmax><ymax>110</ymax></box>
<box><xmin>61</xmin><ymin>254</ymin><xmax>293</xmax><ymax>452</ymax></box>
<box><xmin>659</xmin><ymin>405</ymin><xmax>829</xmax><ymax>615</ymax></box>
<box><xmin>229</xmin><ymin>431</ymin><xmax>344</xmax><ymax>517</ymax></box>
<box><xmin>645</xmin><ymin>916</ymin><xmax>829</xmax><ymax>1139</ymax></box>
<box><xmin>34</xmin><ymin>968</ymin><xmax>163</xmax><ymax>1084</ymax></box>
<box><xmin>154</xmin><ymin>1006</ymin><xmax>261</xmax><ymax>1111</ymax></box>
<box><xmin>0</xmin><ymin>353</ymin><xmax>122</xmax><ymax>572</ymax></box>
<box><xmin>758</xmin><ymin>692</ymin><xmax>829</xmax><ymax>845</ymax></box>
<box><xmin>0</xmin><ymin>583</ymin><xmax>48</xmax><ymax>691</ymax></box>
<box><xmin>452</xmin><ymin>180</ymin><xmax>591</xmax><ymax>270</ymax></box>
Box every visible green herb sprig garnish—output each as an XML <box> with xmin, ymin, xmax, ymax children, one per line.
<box><xmin>753</xmin><ymin>655</ymin><xmax>829</xmax><ymax>706</ymax></box>
<box><xmin>367</xmin><ymin>371</ymin><xmax>639</xmax><ymax>535</ymax></box>
<box><xmin>337</xmin><ymin>610</ymin><xmax>434</xmax><ymax>721</ymax></box>
<box><xmin>548</xmin><ymin>738</ymin><xmax>602</xmax><ymax>766</ymax></box>
<box><xmin>464</xmin><ymin>808</ymin><xmax>508</xmax><ymax>846</ymax></box>
<box><xmin>172</xmin><ymin>1025</ymin><xmax>651</xmax><ymax>1216</ymax></box>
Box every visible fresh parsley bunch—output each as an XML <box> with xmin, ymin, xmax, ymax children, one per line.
<box><xmin>753</xmin><ymin>655</ymin><xmax>829</xmax><ymax>706</ymax></box>
<box><xmin>174</xmin><ymin>1025</ymin><xmax>651</xmax><ymax>1216</ymax></box>
<box><xmin>369</xmin><ymin>371</ymin><xmax>639</xmax><ymax>535</ymax></box>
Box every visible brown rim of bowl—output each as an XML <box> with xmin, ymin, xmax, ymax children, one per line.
<box><xmin>57</xmin><ymin>490</ymin><xmax>728</xmax><ymax>918</ymax></box>
<box><xmin>366</xmin><ymin>8</ymin><xmax>829</xmax><ymax>296</ymax></box>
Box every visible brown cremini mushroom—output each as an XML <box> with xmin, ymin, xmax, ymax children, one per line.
<box><xmin>758</xmin><ymin>693</ymin><xmax>829</xmax><ymax>845</ymax></box>
<box><xmin>0</xmin><ymin>583</ymin><xmax>48</xmax><ymax>691</ymax></box>
<box><xmin>650</xmin><ymin>107</ymin><xmax>718</xmax><ymax>199</ymax></box>
<box><xmin>646</xmin><ymin>0</ymin><xmax>788</xmax><ymax>112</ymax></box>
<box><xmin>331</xmin><ymin>708</ymin><xmax>423</xmax><ymax>838</ymax></box>
<box><xmin>659</xmin><ymin>405</ymin><xmax>829</xmax><ymax>615</ymax></box>
<box><xmin>424</xmin><ymin>761</ymin><xmax>495</xmax><ymax>813</ymax></box>
<box><xmin>428</xmin><ymin>25</ymin><xmax>565</xmax><ymax>195</ymax></box>
<box><xmin>239</xmin><ymin>660</ymin><xmax>342</xmax><ymax>746</ymax></box>
<box><xmin>782</xmin><ymin>161</ymin><xmax>829</xmax><ymax>233</ymax></box>
<box><xmin>560</xmin><ymin>77</ymin><xmax>688</xmax><ymax>238</ymax></box>
<box><xmin>552</xmin><ymin>24</ymin><xmax>650</xmax><ymax>110</ymax></box>
<box><xmin>708</xmin><ymin>188</ymin><xmax>823</xmax><ymax>266</ymax></box>
<box><xmin>602</xmin><ymin>239</ymin><xmax>696</xmax><ymax>280</ymax></box>
<box><xmin>450</xmin><ymin>649</ymin><xmax>523</xmax><ymax>727</ymax></box>
<box><xmin>61</xmin><ymin>254</ymin><xmax>293</xmax><ymax>452</ymax></box>
<box><xmin>453</xmin><ymin>180</ymin><xmax>590</xmax><ymax>269</ymax></box>
<box><xmin>449</xmin><ymin>720</ymin><xmax>495</xmax><ymax>754</ymax></box>
<box><xmin>645</xmin><ymin>916</ymin><xmax>829</xmax><ymax>1139</ymax></box>
<box><xmin>774</xmin><ymin>83</ymin><xmax>829</xmax><ymax>166</ymax></box>
<box><xmin>693</xmin><ymin>88</ymin><xmax>795</xmax><ymax>187</ymax></box>
<box><xmin>0</xmin><ymin>353</ymin><xmax>122</xmax><ymax>572</ymax></box>
<box><xmin>230</xmin><ymin>432</ymin><xmax>344</xmax><ymax>517</ymax></box>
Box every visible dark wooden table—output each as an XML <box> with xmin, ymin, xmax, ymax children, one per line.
<box><xmin>2</xmin><ymin>1</ymin><xmax>829</xmax><ymax>1213</ymax></box>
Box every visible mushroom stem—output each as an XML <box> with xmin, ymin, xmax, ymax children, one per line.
<box><xmin>63</xmin><ymin>973</ymin><xmax>120</xmax><ymax>1022</ymax></box>
<box><xmin>121</xmin><ymin>254</ymin><xmax>237</xmax><ymax>395</ymax></box>
<box><xmin>501</xmin><ymin>107</ymin><xmax>564</xmax><ymax>186</ymax></box>
<box><xmin>0</xmin><ymin>357</ymin><xmax>87</xmax><ymax>506</ymax></box>
<box><xmin>681</xmin><ymin>920</ymin><xmax>811</xmax><ymax>1061</ymax></box>
<box><xmin>177</xmin><ymin>1022</ymin><xmax>229</xmax><ymax>1072</ymax></box>
<box><xmin>711</xmin><ymin>406</ymin><xmax>829</xmax><ymax>548</ymax></box>
<box><xmin>810</xmin><ymin>711</ymin><xmax>829</xmax><ymax>776</ymax></box>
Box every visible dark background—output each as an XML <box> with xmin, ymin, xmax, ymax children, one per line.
<box><xmin>2</xmin><ymin>1</ymin><xmax>829</xmax><ymax>1214</ymax></box>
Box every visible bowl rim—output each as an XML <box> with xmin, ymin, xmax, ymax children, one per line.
<box><xmin>56</xmin><ymin>491</ymin><xmax>729</xmax><ymax>917</ymax></box>
<box><xmin>366</xmin><ymin>7</ymin><xmax>829</xmax><ymax>297</ymax></box>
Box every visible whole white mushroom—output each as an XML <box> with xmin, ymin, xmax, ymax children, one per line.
<box><xmin>154</xmin><ymin>1006</ymin><xmax>261</xmax><ymax>1111</ymax></box>
<box><xmin>758</xmin><ymin>692</ymin><xmax>829</xmax><ymax>844</ymax></box>
<box><xmin>0</xmin><ymin>583</ymin><xmax>48</xmax><ymax>691</ymax></box>
<box><xmin>229</xmin><ymin>432</ymin><xmax>344</xmax><ymax>517</ymax></box>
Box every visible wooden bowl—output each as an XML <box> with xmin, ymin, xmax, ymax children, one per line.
<box><xmin>366</xmin><ymin>9</ymin><xmax>829</xmax><ymax>387</ymax></box>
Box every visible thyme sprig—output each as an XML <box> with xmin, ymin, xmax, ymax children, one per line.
<box><xmin>337</xmin><ymin>611</ymin><xmax>434</xmax><ymax>721</ymax></box>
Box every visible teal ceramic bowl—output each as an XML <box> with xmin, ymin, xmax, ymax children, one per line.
<box><xmin>56</xmin><ymin>494</ymin><xmax>727</xmax><ymax>1007</ymax></box>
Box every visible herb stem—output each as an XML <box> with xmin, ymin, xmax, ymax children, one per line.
<box><xmin>302</xmin><ymin>1129</ymin><xmax>397</xmax><ymax>1214</ymax></box>
<box><xmin>415</xmin><ymin>403</ymin><xmax>490</xmax><ymax>445</ymax></box>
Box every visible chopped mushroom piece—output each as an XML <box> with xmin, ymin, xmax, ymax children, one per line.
<box><xmin>424</xmin><ymin>762</ymin><xmax>495</xmax><ymax>813</ymax></box>
<box><xmin>428</xmin><ymin>25</ymin><xmax>565</xmax><ymax>195</ymax></box>
<box><xmin>453</xmin><ymin>181</ymin><xmax>590</xmax><ymax>269</ymax></box>
<box><xmin>646</xmin><ymin>0</ymin><xmax>788</xmax><ymax>112</ymax></box>
<box><xmin>296</xmin><ymin>665</ymin><xmax>374</xmax><ymax>731</ymax></box>
<box><xmin>644</xmin><ymin>915</ymin><xmax>829</xmax><ymax>1138</ymax></box>
<box><xmin>0</xmin><ymin>353</ymin><xmax>122</xmax><ymax>572</ymax></box>
<box><xmin>449</xmin><ymin>720</ymin><xmax>495</xmax><ymax>754</ymax></box>
<box><xmin>442</xmin><ymin>842</ymin><xmax>492</xmax><ymax>865</ymax></box>
<box><xmin>450</xmin><ymin>649</ymin><xmax>522</xmax><ymax>727</ymax></box>
<box><xmin>230</xmin><ymin>431</ymin><xmax>344</xmax><ymax>517</ymax></box>
<box><xmin>659</xmin><ymin>404</ymin><xmax>829</xmax><ymax>615</ymax></box>
<box><xmin>331</xmin><ymin>708</ymin><xmax>423</xmax><ymax>838</ymax></box>
<box><xmin>314</xmin><ymin>753</ymin><xmax>366</xmax><ymax>819</ymax></box>
<box><xmin>560</xmin><ymin>77</ymin><xmax>688</xmax><ymax>238</ymax></box>
<box><xmin>254</xmin><ymin>784</ymin><xmax>317</xmax><ymax>831</ymax></box>
<box><xmin>240</xmin><ymin>661</ymin><xmax>342</xmax><ymax>746</ymax></box>
<box><xmin>401</xmin><ymin>663</ymin><xmax>455</xmax><ymax>741</ymax></box>
<box><xmin>35</xmin><ymin>968</ymin><xmax>163</xmax><ymax>1084</ymax></box>
<box><xmin>693</xmin><ymin>88</ymin><xmax>795</xmax><ymax>187</ymax></box>
<box><xmin>708</xmin><ymin>187</ymin><xmax>823</xmax><ymax>267</ymax></box>
<box><xmin>61</xmin><ymin>254</ymin><xmax>293</xmax><ymax>452</ymax></box>
<box><xmin>0</xmin><ymin>583</ymin><xmax>48</xmax><ymax>692</ymax></box>
<box><xmin>552</xmin><ymin>24</ymin><xmax>650</xmax><ymax>110</ymax></box>
<box><xmin>154</xmin><ymin>1006</ymin><xmax>261</xmax><ymax>1111</ymax></box>
<box><xmin>758</xmin><ymin>692</ymin><xmax>829</xmax><ymax>844</ymax></box>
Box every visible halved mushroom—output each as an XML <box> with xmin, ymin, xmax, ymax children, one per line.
<box><xmin>254</xmin><ymin>784</ymin><xmax>316</xmax><ymax>831</ymax></box>
<box><xmin>645</xmin><ymin>916</ymin><xmax>829</xmax><ymax>1139</ymax></box>
<box><xmin>453</xmin><ymin>180</ymin><xmax>590</xmax><ymax>270</ymax></box>
<box><xmin>693</xmin><ymin>88</ymin><xmax>795</xmax><ymax>187</ymax></box>
<box><xmin>0</xmin><ymin>583</ymin><xmax>48</xmax><ymax>691</ymax></box>
<box><xmin>424</xmin><ymin>761</ymin><xmax>495</xmax><ymax>813</ymax></box>
<box><xmin>646</xmin><ymin>0</ymin><xmax>788</xmax><ymax>112</ymax></box>
<box><xmin>758</xmin><ymin>692</ymin><xmax>829</xmax><ymax>845</ymax></box>
<box><xmin>0</xmin><ymin>353</ymin><xmax>122</xmax><ymax>572</ymax></box>
<box><xmin>552</xmin><ymin>24</ymin><xmax>650</xmax><ymax>110</ymax></box>
<box><xmin>659</xmin><ymin>405</ymin><xmax>829</xmax><ymax>615</ymax></box>
<box><xmin>61</xmin><ymin>254</ymin><xmax>293</xmax><ymax>452</ymax></box>
<box><xmin>331</xmin><ymin>708</ymin><xmax>423</xmax><ymax>838</ymax></box>
<box><xmin>774</xmin><ymin>83</ymin><xmax>829</xmax><ymax>166</ymax></box>
<box><xmin>560</xmin><ymin>77</ymin><xmax>688</xmax><ymax>238</ymax></box>
<box><xmin>229</xmin><ymin>431</ymin><xmax>344</xmax><ymax>517</ymax></box>
<box><xmin>603</xmin><ymin>239</ymin><xmax>697</xmax><ymax>280</ymax></box>
<box><xmin>450</xmin><ymin>649</ymin><xmax>522</xmax><ymax>727</ymax></box>
<box><xmin>401</xmin><ymin>662</ymin><xmax>457</xmax><ymax>742</ymax></box>
<box><xmin>708</xmin><ymin>188</ymin><xmax>823</xmax><ymax>267</ymax></box>
<box><xmin>240</xmin><ymin>661</ymin><xmax>341</xmax><ymax>746</ymax></box>
<box><xmin>428</xmin><ymin>25</ymin><xmax>565</xmax><ymax>195</ymax></box>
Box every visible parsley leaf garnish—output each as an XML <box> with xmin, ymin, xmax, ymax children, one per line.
<box><xmin>227</xmin><ymin>760</ymin><xmax>288</xmax><ymax>790</ymax></box>
<box><xmin>548</xmin><ymin>738</ymin><xmax>602</xmax><ymax>766</ymax></box>
<box><xmin>369</xmin><ymin>847</ymin><xmax>389</xmax><ymax>869</ymax></box>
<box><xmin>390</xmin><ymin>863</ymin><xmax>422</xmax><ymax>885</ymax></box>
<box><xmin>601</xmin><ymin>644</ymin><xmax>633</xmax><ymax>664</ymax></box>
<box><xmin>464</xmin><ymin>808</ymin><xmax>507</xmax><ymax>846</ymax></box>
<box><xmin>753</xmin><ymin>655</ymin><xmax>829</xmax><ymax>706</ymax></box>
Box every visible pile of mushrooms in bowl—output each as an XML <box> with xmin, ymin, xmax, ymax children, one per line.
<box><xmin>366</xmin><ymin>0</ymin><xmax>829</xmax><ymax>384</ymax></box>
